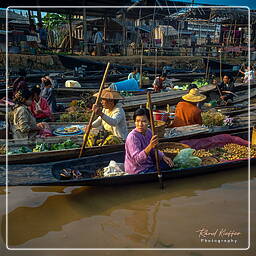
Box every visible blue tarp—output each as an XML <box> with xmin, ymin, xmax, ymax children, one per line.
<box><xmin>110</xmin><ymin>78</ymin><xmax>144</xmax><ymax>92</ymax></box>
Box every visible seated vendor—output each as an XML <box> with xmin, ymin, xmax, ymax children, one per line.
<box><xmin>90</xmin><ymin>88</ymin><xmax>128</xmax><ymax>140</ymax></box>
<box><xmin>125</xmin><ymin>108</ymin><xmax>173</xmax><ymax>174</ymax></box>
<box><xmin>217</xmin><ymin>75</ymin><xmax>235</xmax><ymax>103</ymax></box>
<box><xmin>171</xmin><ymin>88</ymin><xmax>206</xmax><ymax>127</ymax></box>
<box><xmin>30</xmin><ymin>85</ymin><xmax>52</xmax><ymax>122</ymax></box>
<box><xmin>152</xmin><ymin>73</ymin><xmax>173</xmax><ymax>92</ymax></box>
<box><xmin>128</xmin><ymin>67</ymin><xmax>140</xmax><ymax>83</ymax></box>
<box><xmin>9</xmin><ymin>89</ymin><xmax>47</xmax><ymax>139</ymax></box>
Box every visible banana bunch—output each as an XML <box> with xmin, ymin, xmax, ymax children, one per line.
<box><xmin>102</xmin><ymin>135</ymin><xmax>123</xmax><ymax>146</ymax></box>
<box><xmin>193</xmin><ymin>149</ymin><xmax>213</xmax><ymax>158</ymax></box>
<box><xmin>85</xmin><ymin>131</ymin><xmax>123</xmax><ymax>147</ymax></box>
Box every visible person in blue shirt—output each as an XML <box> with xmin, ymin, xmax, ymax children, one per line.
<box><xmin>128</xmin><ymin>67</ymin><xmax>140</xmax><ymax>83</ymax></box>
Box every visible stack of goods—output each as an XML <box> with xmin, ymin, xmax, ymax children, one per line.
<box><xmin>158</xmin><ymin>142</ymin><xmax>190</xmax><ymax>159</ymax></box>
<box><xmin>86</xmin><ymin>130</ymin><xmax>123</xmax><ymax>147</ymax></box>
<box><xmin>6</xmin><ymin>139</ymin><xmax>79</xmax><ymax>155</ymax></box>
<box><xmin>174</xmin><ymin>79</ymin><xmax>209</xmax><ymax>90</ymax></box>
<box><xmin>202</xmin><ymin>110</ymin><xmax>225</xmax><ymax>127</ymax></box>
<box><xmin>60</xmin><ymin>98</ymin><xmax>93</xmax><ymax>122</ymax></box>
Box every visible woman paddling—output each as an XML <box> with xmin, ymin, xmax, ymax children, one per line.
<box><xmin>124</xmin><ymin>108</ymin><xmax>173</xmax><ymax>174</ymax></box>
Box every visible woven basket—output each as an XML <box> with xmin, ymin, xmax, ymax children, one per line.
<box><xmin>158</xmin><ymin>142</ymin><xmax>190</xmax><ymax>159</ymax></box>
<box><xmin>154</xmin><ymin>121</ymin><xmax>166</xmax><ymax>138</ymax></box>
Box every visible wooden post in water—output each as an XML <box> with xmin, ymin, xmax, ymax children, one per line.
<box><xmin>82</xmin><ymin>8</ymin><xmax>88</xmax><ymax>55</ymax></box>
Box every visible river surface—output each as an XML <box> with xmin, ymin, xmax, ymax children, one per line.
<box><xmin>0</xmin><ymin>166</ymin><xmax>255</xmax><ymax>256</ymax></box>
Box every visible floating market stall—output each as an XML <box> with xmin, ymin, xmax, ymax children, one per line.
<box><xmin>2</xmin><ymin>125</ymin><xmax>250</xmax><ymax>165</ymax></box>
<box><xmin>4</xmin><ymin>130</ymin><xmax>255</xmax><ymax>186</ymax></box>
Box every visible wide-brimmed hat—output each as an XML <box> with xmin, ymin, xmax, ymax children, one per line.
<box><xmin>182</xmin><ymin>88</ymin><xmax>206</xmax><ymax>102</ymax></box>
<box><xmin>93</xmin><ymin>88</ymin><xmax>124</xmax><ymax>100</ymax></box>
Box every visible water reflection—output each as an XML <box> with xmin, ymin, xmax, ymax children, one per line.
<box><xmin>1</xmin><ymin>167</ymin><xmax>252</xmax><ymax>248</ymax></box>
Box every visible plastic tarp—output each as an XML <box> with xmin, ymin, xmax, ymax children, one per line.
<box><xmin>180</xmin><ymin>134</ymin><xmax>249</xmax><ymax>150</ymax></box>
<box><xmin>110</xmin><ymin>78</ymin><xmax>143</xmax><ymax>92</ymax></box>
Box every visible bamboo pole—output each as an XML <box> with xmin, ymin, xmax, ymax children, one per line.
<box><xmin>139</xmin><ymin>40</ymin><xmax>143</xmax><ymax>89</ymax></box>
<box><xmin>219</xmin><ymin>48</ymin><xmax>222</xmax><ymax>81</ymax></box>
<box><xmin>79</xmin><ymin>62</ymin><xmax>110</xmax><ymax>158</ymax></box>
<box><xmin>82</xmin><ymin>8</ymin><xmax>87</xmax><ymax>55</ymax></box>
<box><xmin>147</xmin><ymin>92</ymin><xmax>164</xmax><ymax>189</ymax></box>
<box><xmin>68</xmin><ymin>14</ymin><xmax>73</xmax><ymax>54</ymax></box>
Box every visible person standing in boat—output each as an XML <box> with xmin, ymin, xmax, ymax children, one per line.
<box><xmin>89</xmin><ymin>88</ymin><xmax>128</xmax><ymax>140</ymax></box>
<box><xmin>9</xmin><ymin>89</ymin><xmax>48</xmax><ymax>139</ymax></box>
<box><xmin>93</xmin><ymin>28</ymin><xmax>103</xmax><ymax>56</ymax></box>
<box><xmin>217</xmin><ymin>74</ymin><xmax>236</xmax><ymax>103</ymax></box>
<box><xmin>171</xmin><ymin>88</ymin><xmax>206</xmax><ymax>127</ymax></box>
<box><xmin>41</xmin><ymin>76</ymin><xmax>58</xmax><ymax>113</ymax></box>
<box><xmin>128</xmin><ymin>67</ymin><xmax>140</xmax><ymax>84</ymax></box>
<box><xmin>239</xmin><ymin>66</ymin><xmax>255</xmax><ymax>83</ymax></box>
<box><xmin>30</xmin><ymin>85</ymin><xmax>52</xmax><ymax>122</ymax></box>
<box><xmin>125</xmin><ymin>108</ymin><xmax>173</xmax><ymax>174</ymax></box>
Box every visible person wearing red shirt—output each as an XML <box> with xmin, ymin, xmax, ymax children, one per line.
<box><xmin>30</xmin><ymin>85</ymin><xmax>52</xmax><ymax>122</ymax></box>
<box><xmin>171</xmin><ymin>88</ymin><xmax>206</xmax><ymax>127</ymax></box>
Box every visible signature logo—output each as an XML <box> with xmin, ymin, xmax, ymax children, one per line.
<box><xmin>196</xmin><ymin>227</ymin><xmax>242</xmax><ymax>245</ymax></box>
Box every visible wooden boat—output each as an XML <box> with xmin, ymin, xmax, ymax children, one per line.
<box><xmin>2</xmin><ymin>125</ymin><xmax>250</xmax><ymax>165</ymax></box>
<box><xmin>122</xmin><ymin>84</ymin><xmax>216</xmax><ymax>110</ymax></box>
<box><xmin>4</xmin><ymin>130</ymin><xmax>253</xmax><ymax>186</ymax></box>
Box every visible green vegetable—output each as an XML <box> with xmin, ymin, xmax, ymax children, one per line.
<box><xmin>173</xmin><ymin>148</ymin><xmax>202</xmax><ymax>169</ymax></box>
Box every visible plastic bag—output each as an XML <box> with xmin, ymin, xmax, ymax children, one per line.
<box><xmin>173</xmin><ymin>148</ymin><xmax>202</xmax><ymax>169</ymax></box>
<box><xmin>103</xmin><ymin>160</ymin><xmax>126</xmax><ymax>177</ymax></box>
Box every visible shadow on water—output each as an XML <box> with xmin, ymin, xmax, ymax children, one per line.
<box><xmin>1</xmin><ymin>166</ymin><xmax>252</xmax><ymax>246</ymax></box>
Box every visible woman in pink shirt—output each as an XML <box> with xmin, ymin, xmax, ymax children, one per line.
<box><xmin>125</xmin><ymin>108</ymin><xmax>173</xmax><ymax>174</ymax></box>
<box><xmin>30</xmin><ymin>85</ymin><xmax>52</xmax><ymax>122</ymax></box>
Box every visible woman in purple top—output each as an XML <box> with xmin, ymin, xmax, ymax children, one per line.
<box><xmin>125</xmin><ymin>108</ymin><xmax>174</xmax><ymax>174</ymax></box>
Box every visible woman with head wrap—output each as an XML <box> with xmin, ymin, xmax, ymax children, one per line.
<box><xmin>9</xmin><ymin>89</ymin><xmax>48</xmax><ymax>139</ymax></box>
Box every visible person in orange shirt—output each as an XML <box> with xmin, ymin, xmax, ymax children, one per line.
<box><xmin>171</xmin><ymin>88</ymin><xmax>206</xmax><ymax>127</ymax></box>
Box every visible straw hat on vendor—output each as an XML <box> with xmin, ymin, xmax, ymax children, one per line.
<box><xmin>89</xmin><ymin>87</ymin><xmax>128</xmax><ymax>140</ymax></box>
<box><xmin>93</xmin><ymin>87</ymin><xmax>124</xmax><ymax>100</ymax></box>
<box><xmin>182</xmin><ymin>88</ymin><xmax>207</xmax><ymax>103</ymax></box>
<box><xmin>171</xmin><ymin>88</ymin><xmax>206</xmax><ymax>128</ymax></box>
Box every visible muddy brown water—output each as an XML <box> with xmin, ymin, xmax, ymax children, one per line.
<box><xmin>0</xmin><ymin>166</ymin><xmax>255</xmax><ymax>256</ymax></box>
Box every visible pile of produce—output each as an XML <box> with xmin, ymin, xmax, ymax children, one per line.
<box><xmin>60</xmin><ymin>98</ymin><xmax>93</xmax><ymax>122</ymax></box>
<box><xmin>174</xmin><ymin>79</ymin><xmax>209</xmax><ymax>90</ymax></box>
<box><xmin>221</xmin><ymin>143</ymin><xmax>256</xmax><ymax>160</ymax></box>
<box><xmin>86</xmin><ymin>131</ymin><xmax>123</xmax><ymax>147</ymax></box>
<box><xmin>7</xmin><ymin>140</ymin><xmax>79</xmax><ymax>155</ymax></box>
<box><xmin>33</xmin><ymin>139</ymin><xmax>79</xmax><ymax>152</ymax></box>
<box><xmin>202</xmin><ymin>110</ymin><xmax>225</xmax><ymax>127</ymax></box>
<box><xmin>193</xmin><ymin>149</ymin><xmax>213</xmax><ymax>158</ymax></box>
<box><xmin>7</xmin><ymin>146</ymin><xmax>32</xmax><ymax>155</ymax></box>
<box><xmin>172</xmin><ymin>143</ymin><xmax>256</xmax><ymax>169</ymax></box>
<box><xmin>60</xmin><ymin>111</ymin><xmax>91</xmax><ymax>122</ymax></box>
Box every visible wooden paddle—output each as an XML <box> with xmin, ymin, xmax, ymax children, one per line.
<box><xmin>79</xmin><ymin>62</ymin><xmax>110</xmax><ymax>158</ymax></box>
<box><xmin>147</xmin><ymin>92</ymin><xmax>164</xmax><ymax>189</ymax></box>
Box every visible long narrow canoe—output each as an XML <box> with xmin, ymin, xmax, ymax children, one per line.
<box><xmin>2</xmin><ymin>125</ymin><xmax>250</xmax><ymax>165</ymax></box>
<box><xmin>122</xmin><ymin>84</ymin><xmax>216</xmax><ymax>110</ymax></box>
<box><xmin>4</xmin><ymin>130</ymin><xmax>253</xmax><ymax>186</ymax></box>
